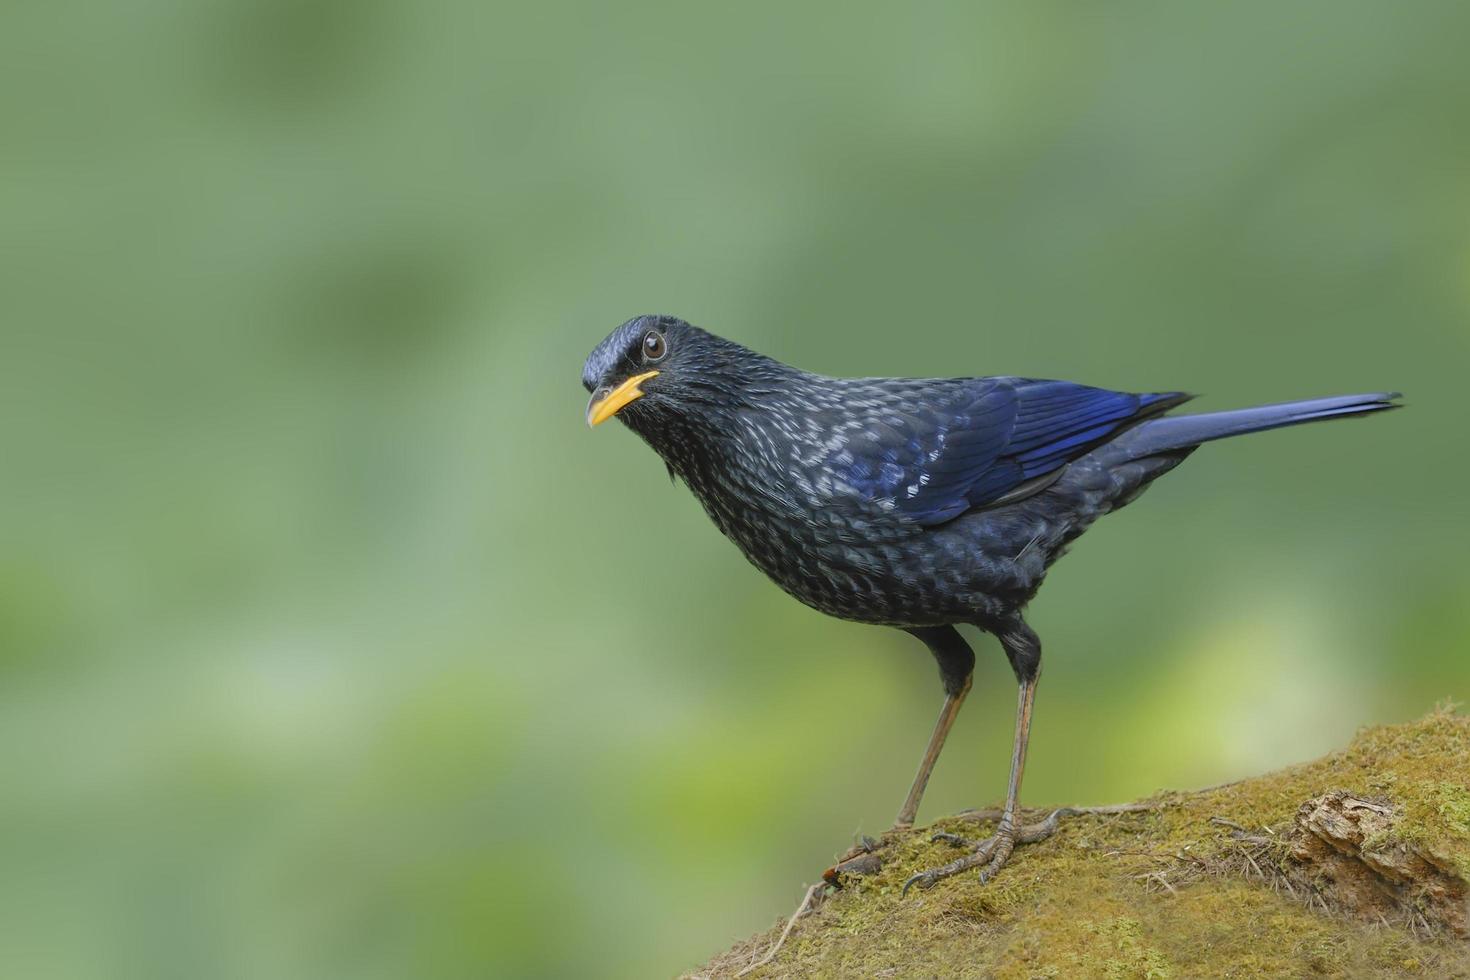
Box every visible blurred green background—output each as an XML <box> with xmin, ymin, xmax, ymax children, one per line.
<box><xmin>3</xmin><ymin>0</ymin><xmax>1469</xmax><ymax>976</ymax></box>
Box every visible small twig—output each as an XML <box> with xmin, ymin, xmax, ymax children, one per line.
<box><xmin>1104</xmin><ymin>847</ymin><xmax>1171</xmax><ymax>860</ymax></box>
<box><xmin>1236</xmin><ymin>834</ymin><xmax>1275</xmax><ymax>845</ymax></box>
<box><xmin>1191</xmin><ymin>776</ymin><xmax>1248</xmax><ymax>794</ymax></box>
<box><xmin>735</xmin><ymin>882</ymin><xmax>822</xmax><ymax>978</ymax></box>
<box><xmin>1138</xmin><ymin>870</ymin><xmax>1179</xmax><ymax>895</ymax></box>
<box><xmin>958</xmin><ymin>801</ymin><xmax>1161</xmax><ymax>824</ymax></box>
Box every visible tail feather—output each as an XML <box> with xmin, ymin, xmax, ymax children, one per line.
<box><xmin>1116</xmin><ymin>392</ymin><xmax>1401</xmax><ymax>459</ymax></box>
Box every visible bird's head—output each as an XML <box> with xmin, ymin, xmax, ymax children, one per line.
<box><xmin>582</xmin><ymin>314</ymin><xmax>683</xmax><ymax>428</ymax></box>
<box><xmin>583</xmin><ymin>314</ymin><xmax>771</xmax><ymax>437</ymax></box>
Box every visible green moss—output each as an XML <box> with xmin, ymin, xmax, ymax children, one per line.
<box><xmin>1351</xmin><ymin>709</ymin><xmax>1470</xmax><ymax>880</ymax></box>
<box><xmin>695</xmin><ymin>708</ymin><xmax>1470</xmax><ymax>979</ymax></box>
<box><xmin>1436</xmin><ymin>783</ymin><xmax>1470</xmax><ymax>835</ymax></box>
<box><xmin>1005</xmin><ymin>915</ymin><xmax>1170</xmax><ymax>979</ymax></box>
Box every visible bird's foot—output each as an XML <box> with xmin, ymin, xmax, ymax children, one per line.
<box><xmin>901</xmin><ymin>807</ymin><xmax>1072</xmax><ymax>895</ymax></box>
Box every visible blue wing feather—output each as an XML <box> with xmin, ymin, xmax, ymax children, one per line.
<box><xmin>871</xmin><ymin>379</ymin><xmax>1185</xmax><ymax>525</ymax></box>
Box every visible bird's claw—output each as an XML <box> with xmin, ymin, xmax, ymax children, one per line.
<box><xmin>900</xmin><ymin>829</ymin><xmax>989</xmax><ymax>892</ymax></box>
<box><xmin>981</xmin><ymin>834</ymin><xmax>1016</xmax><ymax>880</ymax></box>
<box><xmin>901</xmin><ymin>813</ymin><xmax>1069</xmax><ymax>896</ymax></box>
<box><xmin>901</xmin><ymin>870</ymin><xmax>939</xmax><ymax>897</ymax></box>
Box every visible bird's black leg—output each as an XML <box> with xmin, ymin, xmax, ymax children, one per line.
<box><xmin>893</xmin><ymin>625</ymin><xmax>975</xmax><ymax>829</ymax></box>
<box><xmin>829</xmin><ymin>626</ymin><xmax>974</xmax><ymax>879</ymax></box>
<box><xmin>904</xmin><ymin>618</ymin><xmax>1058</xmax><ymax>894</ymax></box>
<box><xmin>893</xmin><ymin>675</ymin><xmax>972</xmax><ymax>829</ymax></box>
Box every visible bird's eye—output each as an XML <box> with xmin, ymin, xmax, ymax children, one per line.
<box><xmin>642</xmin><ymin>330</ymin><xmax>667</xmax><ymax>362</ymax></box>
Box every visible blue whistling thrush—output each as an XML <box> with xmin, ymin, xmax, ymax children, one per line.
<box><xmin>582</xmin><ymin>314</ymin><xmax>1398</xmax><ymax>892</ymax></box>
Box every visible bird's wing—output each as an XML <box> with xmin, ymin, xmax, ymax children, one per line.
<box><xmin>827</xmin><ymin>378</ymin><xmax>1188</xmax><ymax>526</ymax></box>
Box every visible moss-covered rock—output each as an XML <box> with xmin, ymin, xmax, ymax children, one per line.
<box><xmin>692</xmin><ymin>707</ymin><xmax>1470</xmax><ymax>979</ymax></box>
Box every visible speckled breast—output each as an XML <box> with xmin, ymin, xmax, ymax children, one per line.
<box><xmin>675</xmin><ymin>448</ymin><xmax>1042</xmax><ymax>628</ymax></box>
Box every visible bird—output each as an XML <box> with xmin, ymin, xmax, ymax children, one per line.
<box><xmin>581</xmin><ymin>313</ymin><xmax>1398</xmax><ymax>892</ymax></box>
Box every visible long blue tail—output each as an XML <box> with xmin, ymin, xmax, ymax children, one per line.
<box><xmin>1117</xmin><ymin>392</ymin><xmax>1401</xmax><ymax>459</ymax></box>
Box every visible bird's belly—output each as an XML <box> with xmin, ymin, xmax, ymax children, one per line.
<box><xmin>674</xmin><ymin>424</ymin><xmax>1177</xmax><ymax>628</ymax></box>
<box><xmin>716</xmin><ymin>506</ymin><xmax>1049</xmax><ymax>628</ymax></box>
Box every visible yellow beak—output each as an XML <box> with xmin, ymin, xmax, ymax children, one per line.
<box><xmin>586</xmin><ymin>370</ymin><xmax>660</xmax><ymax>426</ymax></box>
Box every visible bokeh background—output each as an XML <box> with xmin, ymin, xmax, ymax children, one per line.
<box><xmin>4</xmin><ymin>0</ymin><xmax>1469</xmax><ymax>976</ymax></box>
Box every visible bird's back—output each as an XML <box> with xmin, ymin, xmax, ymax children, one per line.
<box><xmin>751</xmin><ymin>371</ymin><xmax>1188</xmax><ymax>522</ymax></box>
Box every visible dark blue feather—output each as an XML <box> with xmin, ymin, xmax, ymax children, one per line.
<box><xmin>1116</xmin><ymin>393</ymin><xmax>1400</xmax><ymax>459</ymax></box>
<box><xmin>881</xmin><ymin>379</ymin><xmax>1187</xmax><ymax>525</ymax></box>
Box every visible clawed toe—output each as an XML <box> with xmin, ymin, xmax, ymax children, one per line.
<box><xmin>900</xmin><ymin>832</ymin><xmax>1006</xmax><ymax>895</ymax></box>
<box><xmin>901</xmin><ymin>869</ymin><xmax>938</xmax><ymax>896</ymax></box>
<box><xmin>835</xmin><ymin>805</ymin><xmax>1080</xmax><ymax>895</ymax></box>
<box><xmin>902</xmin><ymin>810</ymin><xmax>1071</xmax><ymax>895</ymax></box>
<box><xmin>976</xmin><ymin>834</ymin><xmax>1015</xmax><ymax>883</ymax></box>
